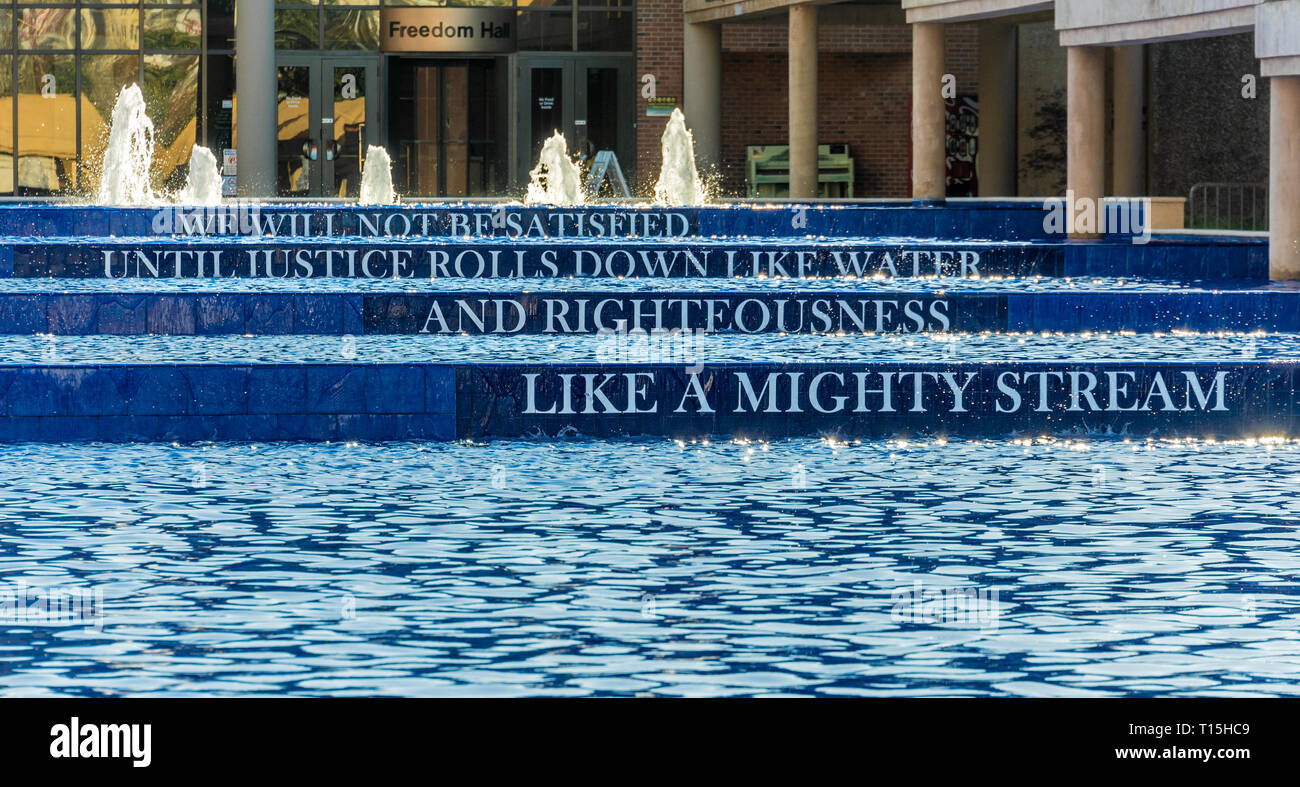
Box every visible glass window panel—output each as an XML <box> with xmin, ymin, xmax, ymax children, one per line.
<box><xmin>517</xmin><ymin>0</ymin><xmax>569</xmax><ymax>7</ymax></box>
<box><xmin>442</xmin><ymin>65</ymin><xmax>468</xmax><ymax>197</ymax></box>
<box><xmin>517</xmin><ymin>10</ymin><xmax>570</xmax><ymax>51</ymax></box>
<box><xmin>530</xmin><ymin>66</ymin><xmax>562</xmax><ymax>160</ymax></box>
<box><xmin>0</xmin><ymin>54</ymin><xmax>13</xmax><ymax>194</ymax></box>
<box><xmin>275</xmin><ymin>8</ymin><xmax>319</xmax><ymax>49</ymax></box>
<box><xmin>79</xmin><ymin>54</ymin><xmax>141</xmax><ymax>196</ymax></box>
<box><xmin>0</xmin><ymin>9</ymin><xmax>12</xmax><ymax>50</ymax></box>
<box><xmin>324</xmin><ymin>8</ymin><xmax>378</xmax><ymax>49</ymax></box>
<box><xmin>585</xmin><ymin>66</ymin><xmax>617</xmax><ymax>153</ymax></box>
<box><xmin>16</xmin><ymin>53</ymin><xmax>79</xmax><ymax>193</ymax></box>
<box><xmin>380</xmin><ymin>0</ymin><xmax>513</xmax><ymax>6</ymax></box>
<box><xmin>322</xmin><ymin>0</ymin><xmax>381</xmax><ymax>5</ymax></box>
<box><xmin>276</xmin><ymin>64</ymin><xmax>312</xmax><ymax>195</ymax></box>
<box><xmin>577</xmin><ymin>10</ymin><xmax>630</xmax><ymax>51</ymax></box>
<box><xmin>144</xmin><ymin>7</ymin><xmax>202</xmax><ymax>50</ymax></box>
<box><xmin>277</xmin><ymin>0</ymin><xmax>320</xmax><ymax>5</ymax></box>
<box><xmin>18</xmin><ymin>8</ymin><xmax>78</xmax><ymax>50</ymax></box>
<box><xmin>207</xmin><ymin>0</ymin><xmax>234</xmax><ymax>50</ymax></box>
<box><xmin>204</xmin><ymin>53</ymin><xmax>235</xmax><ymax>153</ymax></box>
<box><xmin>80</xmin><ymin>9</ymin><xmax>142</xmax><ymax>50</ymax></box>
<box><xmin>331</xmin><ymin>64</ymin><xmax>367</xmax><ymax>197</ymax></box>
<box><xmin>144</xmin><ymin>53</ymin><xmax>199</xmax><ymax>192</ymax></box>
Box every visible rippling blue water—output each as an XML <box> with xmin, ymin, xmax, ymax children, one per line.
<box><xmin>6</xmin><ymin>331</ymin><xmax>1294</xmax><ymax>363</ymax></box>
<box><xmin>1</xmin><ymin>437</ymin><xmax>1298</xmax><ymax>697</ymax></box>
<box><xmin>0</xmin><ymin>276</ymin><xmax>1208</xmax><ymax>292</ymax></box>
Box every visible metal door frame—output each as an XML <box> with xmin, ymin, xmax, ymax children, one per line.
<box><xmin>516</xmin><ymin>55</ymin><xmax>575</xmax><ymax>187</ymax></box>
<box><xmin>515</xmin><ymin>55</ymin><xmax>635</xmax><ymax>192</ymax></box>
<box><xmin>276</xmin><ymin>54</ymin><xmax>379</xmax><ymax>198</ymax></box>
<box><xmin>274</xmin><ymin>55</ymin><xmax>323</xmax><ymax>197</ymax></box>
<box><xmin>320</xmin><ymin>57</ymin><xmax>379</xmax><ymax>198</ymax></box>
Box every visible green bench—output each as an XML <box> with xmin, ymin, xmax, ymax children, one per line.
<box><xmin>745</xmin><ymin>144</ymin><xmax>854</xmax><ymax>198</ymax></box>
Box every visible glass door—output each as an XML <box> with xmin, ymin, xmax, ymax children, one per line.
<box><xmin>576</xmin><ymin>58</ymin><xmax>634</xmax><ymax>195</ymax></box>
<box><xmin>322</xmin><ymin>59</ymin><xmax>377</xmax><ymax>199</ymax></box>
<box><xmin>518</xmin><ymin>58</ymin><xmax>574</xmax><ymax>184</ymax></box>
<box><xmin>517</xmin><ymin>56</ymin><xmax>633</xmax><ymax>192</ymax></box>
<box><xmin>389</xmin><ymin>59</ymin><xmax>502</xmax><ymax>198</ymax></box>
<box><xmin>276</xmin><ymin>56</ymin><xmax>377</xmax><ymax>198</ymax></box>
<box><xmin>276</xmin><ymin>61</ymin><xmax>318</xmax><ymax>197</ymax></box>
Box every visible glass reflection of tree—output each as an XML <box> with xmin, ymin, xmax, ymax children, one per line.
<box><xmin>145</xmin><ymin>54</ymin><xmax>200</xmax><ymax>191</ymax></box>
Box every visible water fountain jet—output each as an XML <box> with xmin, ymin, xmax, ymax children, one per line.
<box><xmin>176</xmin><ymin>145</ymin><xmax>222</xmax><ymax>205</ymax></box>
<box><xmin>526</xmin><ymin>132</ymin><xmax>584</xmax><ymax>206</ymax></box>
<box><xmin>359</xmin><ymin>145</ymin><xmax>396</xmax><ymax>205</ymax></box>
<box><xmin>97</xmin><ymin>84</ymin><xmax>157</xmax><ymax>206</ymax></box>
<box><xmin>653</xmin><ymin>108</ymin><xmax>707</xmax><ymax>207</ymax></box>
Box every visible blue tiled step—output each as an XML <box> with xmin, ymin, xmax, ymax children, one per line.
<box><xmin>1</xmin><ymin>289</ymin><xmax>1295</xmax><ymax>335</ymax></box>
<box><xmin>1</xmin><ymin>236</ymin><xmax>1267</xmax><ymax>282</ymax></box>
<box><xmin>3</xmin><ymin>238</ymin><xmax>1060</xmax><ymax>279</ymax></box>
<box><xmin>0</xmin><ymin>361</ymin><xmax>1292</xmax><ymax>442</ymax></box>
<box><xmin>0</xmin><ymin>202</ymin><xmax>1058</xmax><ymax>240</ymax></box>
<box><xmin>1063</xmin><ymin>237</ymin><xmax>1269</xmax><ymax>281</ymax></box>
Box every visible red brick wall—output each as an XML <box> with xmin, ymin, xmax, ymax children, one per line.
<box><xmin>717</xmin><ymin>21</ymin><xmax>979</xmax><ymax>197</ymax></box>
<box><xmin>721</xmin><ymin>50</ymin><xmax>915</xmax><ymax>197</ymax></box>
<box><xmin>633</xmin><ymin>9</ymin><xmax>980</xmax><ymax>198</ymax></box>
<box><xmin>635</xmin><ymin>0</ymin><xmax>684</xmax><ymax>193</ymax></box>
<box><xmin>721</xmin><ymin>20</ymin><xmax>912</xmax><ymax>53</ymax></box>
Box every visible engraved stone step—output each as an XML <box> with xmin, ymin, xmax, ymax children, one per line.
<box><xmin>0</xmin><ymin>202</ymin><xmax>1062</xmax><ymax>240</ymax></box>
<box><xmin>0</xmin><ymin>288</ymin><xmax>1296</xmax><ymax>335</ymax></box>
<box><xmin>0</xmin><ymin>360</ymin><xmax>1291</xmax><ymax>442</ymax></box>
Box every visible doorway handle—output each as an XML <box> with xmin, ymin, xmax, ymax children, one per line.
<box><xmin>323</xmin><ymin>138</ymin><xmax>337</xmax><ymax>162</ymax></box>
<box><xmin>302</xmin><ymin>140</ymin><xmax>319</xmax><ymax>161</ymax></box>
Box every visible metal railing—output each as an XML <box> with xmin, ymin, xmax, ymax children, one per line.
<box><xmin>1187</xmin><ymin>182</ymin><xmax>1269</xmax><ymax>231</ymax></box>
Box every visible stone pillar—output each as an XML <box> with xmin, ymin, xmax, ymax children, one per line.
<box><xmin>788</xmin><ymin>4</ymin><xmax>818</xmax><ymax>199</ymax></box>
<box><xmin>912</xmin><ymin>22</ymin><xmax>946</xmax><ymax>201</ymax></box>
<box><xmin>683</xmin><ymin>21</ymin><xmax>722</xmax><ymax>170</ymax></box>
<box><xmin>1271</xmin><ymin>75</ymin><xmax>1300</xmax><ymax>280</ymax></box>
<box><xmin>977</xmin><ymin>22</ymin><xmax>1017</xmax><ymax>197</ymax></box>
<box><xmin>236</xmin><ymin>0</ymin><xmax>277</xmax><ymax>197</ymax></box>
<box><xmin>1112</xmin><ymin>44</ymin><xmax>1146</xmax><ymax>197</ymax></box>
<box><xmin>1067</xmin><ymin>46</ymin><xmax>1105</xmax><ymax>237</ymax></box>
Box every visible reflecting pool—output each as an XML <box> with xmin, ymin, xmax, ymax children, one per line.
<box><xmin>1</xmin><ymin>437</ymin><xmax>1298</xmax><ymax>697</ymax></box>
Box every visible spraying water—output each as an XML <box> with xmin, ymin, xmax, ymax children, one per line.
<box><xmin>359</xmin><ymin>145</ymin><xmax>396</xmax><ymax>205</ymax></box>
<box><xmin>176</xmin><ymin>145</ymin><xmax>222</xmax><ymax>205</ymax></box>
<box><xmin>653</xmin><ymin>108</ymin><xmax>707</xmax><ymax>206</ymax></box>
<box><xmin>97</xmin><ymin>84</ymin><xmax>157</xmax><ymax>206</ymax></box>
<box><xmin>526</xmin><ymin>132</ymin><xmax>585</xmax><ymax>206</ymax></box>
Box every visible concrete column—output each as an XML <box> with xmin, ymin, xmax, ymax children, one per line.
<box><xmin>236</xmin><ymin>0</ymin><xmax>277</xmax><ymax>197</ymax></box>
<box><xmin>977</xmin><ymin>22</ymin><xmax>1017</xmax><ymax>197</ymax></box>
<box><xmin>912</xmin><ymin>22</ymin><xmax>946</xmax><ymax>201</ymax></box>
<box><xmin>1271</xmin><ymin>75</ymin><xmax>1300</xmax><ymax>280</ymax></box>
<box><xmin>1067</xmin><ymin>46</ymin><xmax>1106</xmax><ymax>237</ymax></box>
<box><xmin>683</xmin><ymin>21</ymin><xmax>722</xmax><ymax>170</ymax></box>
<box><xmin>788</xmin><ymin>4</ymin><xmax>818</xmax><ymax>199</ymax></box>
<box><xmin>1112</xmin><ymin>45</ymin><xmax>1146</xmax><ymax>197</ymax></box>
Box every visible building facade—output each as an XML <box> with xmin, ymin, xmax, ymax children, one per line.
<box><xmin>0</xmin><ymin>0</ymin><xmax>1289</xmax><ymax>218</ymax></box>
<box><xmin>0</xmin><ymin>0</ymin><xmax>637</xmax><ymax>198</ymax></box>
